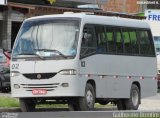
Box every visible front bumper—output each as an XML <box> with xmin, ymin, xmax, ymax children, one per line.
<box><xmin>11</xmin><ymin>74</ymin><xmax>83</xmax><ymax>98</ymax></box>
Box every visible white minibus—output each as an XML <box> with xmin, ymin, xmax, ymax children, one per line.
<box><xmin>11</xmin><ymin>13</ymin><xmax>157</xmax><ymax>111</ymax></box>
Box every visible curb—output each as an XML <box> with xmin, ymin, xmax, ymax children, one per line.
<box><xmin>0</xmin><ymin>107</ymin><xmax>116</xmax><ymax>112</ymax></box>
<box><xmin>0</xmin><ymin>108</ymin><xmax>21</xmax><ymax>112</ymax></box>
<box><xmin>0</xmin><ymin>108</ymin><xmax>69</xmax><ymax>112</ymax></box>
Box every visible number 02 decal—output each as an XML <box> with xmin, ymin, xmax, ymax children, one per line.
<box><xmin>12</xmin><ymin>64</ymin><xmax>19</xmax><ymax>69</ymax></box>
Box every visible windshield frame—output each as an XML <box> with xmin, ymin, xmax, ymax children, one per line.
<box><xmin>12</xmin><ymin>17</ymin><xmax>81</xmax><ymax>60</ymax></box>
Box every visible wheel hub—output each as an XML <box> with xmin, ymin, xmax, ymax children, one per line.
<box><xmin>86</xmin><ymin>90</ymin><xmax>93</xmax><ymax>108</ymax></box>
<box><xmin>132</xmin><ymin>89</ymin><xmax>139</xmax><ymax>106</ymax></box>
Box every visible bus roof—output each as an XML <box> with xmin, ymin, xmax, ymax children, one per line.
<box><xmin>26</xmin><ymin>13</ymin><xmax>150</xmax><ymax>29</ymax></box>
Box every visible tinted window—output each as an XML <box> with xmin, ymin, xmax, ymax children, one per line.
<box><xmin>129</xmin><ymin>30</ymin><xmax>139</xmax><ymax>54</ymax></box>
<box><xmin>138</xmin><ymin>30</ymin><xmax>155</xmax><ymax>55</ymax></box>
<box><xmin>122</xmin><ymin>30</ymin><xmax>132</xmax><ymax>54</ymax></box>
<box><xmin>105</xmin><ymin>28</ymin><xmax>116</xmax><ymax>53</ymax></box>
<box><xmin>115</xmin><ymin>29</ymin><xmax>123</xmax><ymax>53</ymax></box>
<box><xmin>154</xmin><ymin>36</ymin><xmax>160</xmax><ymax>53</ymax></box>
<box><xmin>80</xmin><ymin>25</ymin><xmax>96</xmax><ymax>57</ymax></box>
<box><xmin>95</xmin><ymin>26</ymin><xmax>107</xmax><ymax>53</ymax></box>
<box><xmin>80</xmin><ymin>24</ymin><xmax>155</xmax><ymax>58</ymax></box>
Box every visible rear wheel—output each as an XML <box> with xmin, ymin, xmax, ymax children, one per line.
<box><xmin>125</xmin><ymin>84</ymin><xmax>140</xmax><ymax>110</ymax></box>
<box><xmin>117</xmin><ymin>99</ymin><xmax>126</xmax><ymax>110</ymax></box>
<box><xmin>19</xmin><ymin>98</ymin><xmax>36</xmax><ymax>112</ymax></box>
<box><xmin>78</xmin><ymin>83</ymin><xmax>95</xmax><ymax>111</ymax></box>
<box><xmin>117</xmin><ymin>84</ymin><xmax>140</xmax><ymax>110</ymax></box>
<box><xmin>68</xmin><ymin>102</ymin><xmax>79</xmax><ymax>111</ymax></box>
<box><xmin>68</xmin><ymin>99</ymin><xmax>80</xmax><ymax>111</ymax></box>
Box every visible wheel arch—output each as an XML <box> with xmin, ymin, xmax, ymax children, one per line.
<box><xmin>86</xmin><ymin>79</ymin><xmax>96</xmax><ymax>96</ymax></box>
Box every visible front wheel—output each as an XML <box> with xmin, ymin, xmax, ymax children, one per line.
<box><xmin>78</xmin><ymin>83</ymin><xmax>95</xmax><ymax>111</ymax></box>
<box><xmin>19</xmin><ymin>98</ymin><xmax>36</xmax><ymax>112</ymax></box>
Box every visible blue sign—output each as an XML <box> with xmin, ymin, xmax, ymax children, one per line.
<box><xmin>148</xmin><ymin>14</ymin><xmax>160</xmax><ymax>21</ymax></box>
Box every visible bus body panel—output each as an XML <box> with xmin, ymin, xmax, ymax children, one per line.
<box><xmin>11</xmin><ymin>59</ymin><xmax>79</xmax><ymax>74</ymax></box>
<box><xmin>11</xmin><ymin>61</ymin><xmax>35</xmax><ymax>73</ymax></box>
<box><xmin>79</xmin><ymin>55</ymin><xmax>157</xmax><ymax>98</ymax></box>
<box><xmin>80</xmin><ymin>55</ymin><xmax>157</xmax><ymax>76</ymax></box>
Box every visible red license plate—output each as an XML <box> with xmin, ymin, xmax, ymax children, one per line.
<box><xmin>32</xmin><ymin>89</ymin><xmax>47</xmax><ymax>95</ymax></box>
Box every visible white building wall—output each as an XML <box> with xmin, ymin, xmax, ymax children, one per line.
<box><xmin>145</xmin><ymin>9</ymin><xmax>160</xmax><ymax>37</ymax></box>
<box><xmin>148</xmin><ymin>21</ymin><xmax>160</xmax><ymax>37</ymax></box>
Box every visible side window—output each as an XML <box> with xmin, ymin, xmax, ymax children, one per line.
<box><xmin>154</xmin><ymin>36</ymin><xmax>160</xmax><ymax>53</ymax></box>
<box><xmin>122</xmin><ymin>30</ymin><xmax>132</xmax><ymax>54</ymax></box>
<box><xmin>129</xmin><ymin>30</ymin><xmax>139</xmax><ymax>55</ymax></box>
<box><xmin>115</xmin><ymin>29</ymin><xmax>123</xmax><ymax>53</ymax></box>
<box><xmin>138</xmin><ymin>30</ymin><xmax>155</xmax><ymax>56</ymax></box>
<box><xmin>95</xmin><ymin>26</ymin><xmax>107</xmax><ymax>53</ymax></box>
<box><xmin>148</xmin><ymin>31</ymin><xmax>155</xmax><ymax>56</ymax></box>
<box><xmin>80</xmin><ymin>25</ymin><xmax>96</xmax><ymax>57</ymax></box>
<box><xmin>105</xmin><ymin>28</ymin><xmax>116</xmax><ymax>53</ymax></box>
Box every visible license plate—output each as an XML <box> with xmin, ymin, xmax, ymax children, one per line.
<box><xmin>32</xmin><ymin>89</ymin><xmax>47</xmax><ymax>95</ymax></box>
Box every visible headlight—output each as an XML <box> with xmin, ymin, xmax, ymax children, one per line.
<box><xmin>11</xmin><ymin>71</ymin><xmax>20</xmax><ymax>77</ymax></box>
<box><xmin>59</xmin><ymin>69</ymin><xmax>76</xmax><ymax>75</ymax></box>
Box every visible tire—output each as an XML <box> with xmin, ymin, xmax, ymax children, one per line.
<box><xmin>125</xmin><ymin>84</ymin><xmax>140</xmax><ymax>110</ymax></box>
<box><xmin>117</xmin><ymin>84</ymin><xmax>140</xmax><ymax>110</ymax></box>
<box><xmin>19</xmin><ymin>98</ymin><xmax>36</xmax><ymax>112</ymax></box>
<box><xmin>68</xmin><ymin>99</ymin><xmax>80</xmax><ymax>111</ymax></box>
<box><xmin>68</xmin><ymin>103</ymin><xmax>79</xmax><ymax>111</ymax></box>
<box><xmin>78</xmin><ymin>83</ymin><xmax>95</xmax><ymax>111</ymax></box>
<box><xmin>117</xmin><ymin>99</ymin><xmax>126</xmax><ymax>110</ymax></box>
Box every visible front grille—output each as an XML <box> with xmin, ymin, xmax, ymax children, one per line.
<box><xmin>23</xmin><ymin>73</ymin><xmax>57</xmax><ymax>79</ymax></box>
<box><xmin>21</xmin><ymin>83</ymin><xmax>60</xmax><ymax>91</ymax></box>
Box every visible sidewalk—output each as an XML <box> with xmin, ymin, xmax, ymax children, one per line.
<box><xmin>139</xmin><ymin>93</ymin><xmax>160</xmax><ymax>111</ymax></box>
<box><xmin>139</xmin><ymin>99</ymin><xmax>160</xmax><ymax>110</ymax></box>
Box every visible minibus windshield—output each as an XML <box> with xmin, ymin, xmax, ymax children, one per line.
<box><xmin>12</xmin><ymin>19</ymin><xmax>80</xmax><ymax>60</ymax></box>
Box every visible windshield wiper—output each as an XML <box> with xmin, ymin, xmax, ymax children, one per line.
<box><xmin>35</xmin><ymin>49</ymin><xmax>67</xmax><ymax>59</ymax></box>
<box><xmin>15</xmin><ymin>53</ymin><xmax>45</xmax><ymax>60</ymax></box>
